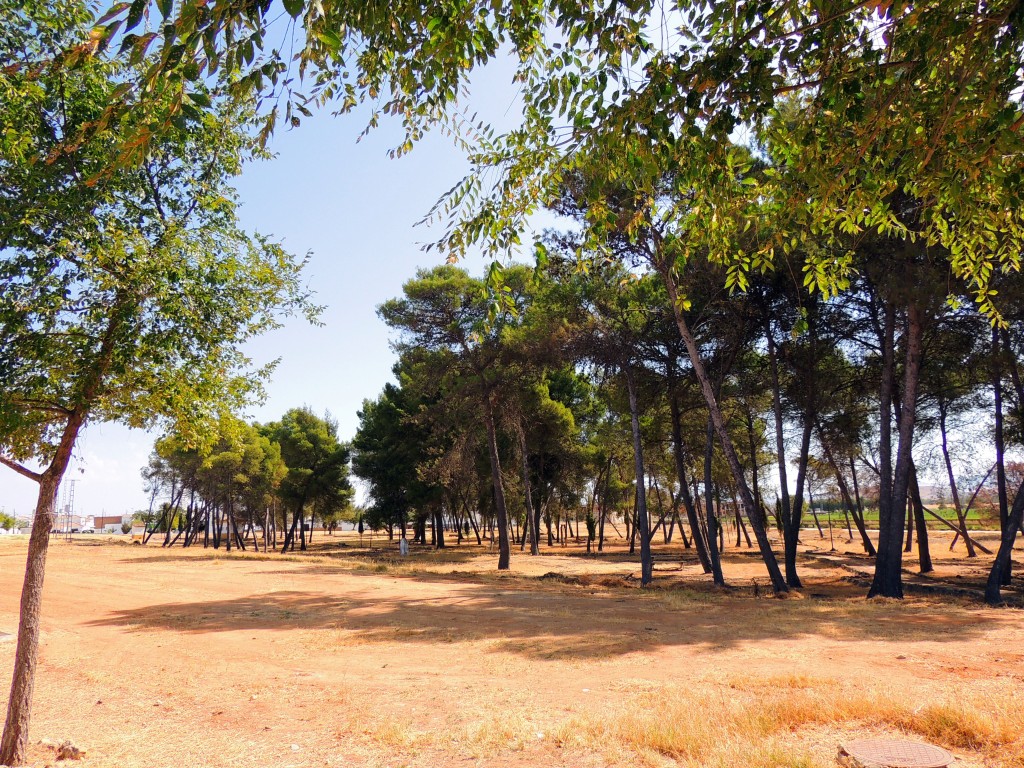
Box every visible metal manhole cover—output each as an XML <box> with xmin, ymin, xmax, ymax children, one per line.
<box><xmin>839</xmin><ymin>738</ymin><xmax>953</xmax><ymax>768</ymax></box>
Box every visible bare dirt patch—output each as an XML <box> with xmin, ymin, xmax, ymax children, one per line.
<box><xmin>0</xmin><ymin>531</ymin><xmax>1021</xmax><ymax>768</ymax></box>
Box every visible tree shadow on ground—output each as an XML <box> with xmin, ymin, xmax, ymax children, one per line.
<box><xmin>87</xmin><ymin>557</ymin><xmax>1015</xmax><ymax>662</ymax></box>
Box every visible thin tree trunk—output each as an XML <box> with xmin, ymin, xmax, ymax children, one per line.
<box><xmin>807</xmin><ymin>485</ymin><xmax>824</xmax><ymax>537</ymax></box>
<box><xmin>870</xmin><ymin>301</ymin><xmax>897</xmax><ymax>595</ymax></box>
<box><xmin>848</xmin><ymin>456</ymin><xmax>875</xmax><ymax>555</ymax></box>
<box><xmin>517</xmin><ymin>427</ymin><xmax>539</xmax><ymax>555</ymax></box>
<box><xmin>938</xmin><ymin>403</ymin><xmax>975</xmax><ymax>557</ymax></box>
<box><xmin>483</xmin><ymin>394</ymin><xmax>511</xmax><ymax>570</ymax></box>
<box><xmin>670</xmin><ymin>395</ymin><xmax>712</xmax><ymax>572</ymax></box>
<box><xmin>618</xmin><ymin>364</ymin><xmax>651</xmax><ymax>585</ymax></box>
<box><xmin>908</xmin><ymin>465</ymin><xmax>933</xmax><ymax>573</ymax></box>
<box><xmin>993</xmin><ymin>328</ymin><xmax>1010</xmax><ymax>585</ymax></box>
<box><xmin>785</xmin><ymin>418</ymin><xmax>814</xmax><ymax>587</ymax></box>
<box><xmin>1</xmin><ymin>402</ymin><xmax>92</xmax><ymax>764</ymax></box>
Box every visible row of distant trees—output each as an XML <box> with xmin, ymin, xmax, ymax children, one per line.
<box><xmin>143</xmin><ymin>409</ymin><xmax>353</xmax><ymax>552</ymax></box>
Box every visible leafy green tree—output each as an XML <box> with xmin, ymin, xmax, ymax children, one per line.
<box><xmin>379</xmin><ymin>265</ymin><xmax>536</xmax><ymax>569</ymax></box>
<box><xmin>0</xmin><ymin>8</ymin><xmax>312</xmax><ymax>761</ymax></box>
<box><xmin>353</xmin><ymin>377</ymin><xmax>435</xmax><ymax>537</ymax></box>
<box><xmin>266</xmin><ymin>408</ymin><xmax>352</xmax><ymax>553</ymax></box>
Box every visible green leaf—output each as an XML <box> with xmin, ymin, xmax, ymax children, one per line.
<box><xmin>315</xmin><ymin>29</ymin><xmax>342</xmax><ymax>54</ymax></box>
<box><xmin>126</xmin><ymin>0</ymin><xmax>146</xmax><ymax>31</ymax></box>
<box><xmin>282</xmin><ymin>0</ymin><xmax>303</xmax><ymax>19</ymax></box>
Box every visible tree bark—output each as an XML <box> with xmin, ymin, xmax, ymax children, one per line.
<box><xmin>869</xmin><ymin>302</ymin><xmax>924</xmax><ymax>599</ymax></box>
<box><xmin>1</xmin><ymin>289</ymin><xmax>130</xmax><ymax>765</ymax></box>
<box><xmin>784</xmin><ymin>418</ymin><xmax>814</xmax><ymax>587</ymax></box>
<box><xmin>766</xmin><ymin>325</ymin><xmax>796</xmax><ymax>552</ymax></box>
<box><xmin>908</xmin><ymin>465</ymin><xmax>933</xmax><ymax>573</ymax></box>
<box><xmin>992</xmin><ymin>328</ymin><xmax>1010</xmax><ymax>584</ymax></box>
<box><xmin>986</xmin><ymin>476</ymin><xmax>1024</xmax><ymax>605</ymax></box>
<box><xmin>517</xmin><ymin>428</ymin><xmax>539</xmax><ymax>556</ymax></box>
<box><xmin>702</xmin><ymin>417</ymin><xmax>726</xmax><ymax>586</ymax></box>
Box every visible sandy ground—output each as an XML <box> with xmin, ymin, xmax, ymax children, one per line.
<box><xmin>0</xmin><ymin>529</ymin><xmax>1022</xmax><ymax>768</ymax></box>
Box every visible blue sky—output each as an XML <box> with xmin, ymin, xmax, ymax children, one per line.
<box><xmin>1</xmin><ymin>57</ymin><xmax>532</xmax><ymax>521</ymax></box>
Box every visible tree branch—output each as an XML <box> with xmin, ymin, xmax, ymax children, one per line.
<box><xmin>0</xmin><ymin>455</ymin><xmax>42</xmax><ymax>483</ymax></box>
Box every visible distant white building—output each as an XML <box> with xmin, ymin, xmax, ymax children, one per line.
<box><xmin>94</xmin><ymin>515</ymin><xmax>127</xmax><ymax>533</ymax></box>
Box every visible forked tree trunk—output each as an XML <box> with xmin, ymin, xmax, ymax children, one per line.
<box><xmin>870</xmin><ymin>303</ymin><xmax>924</xmax><ymax>599</ymax></box>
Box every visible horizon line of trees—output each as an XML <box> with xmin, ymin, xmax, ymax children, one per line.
<box><xmin>143</xmin><ymin>408</ymin><xmax>353</xmax><ymax>553</ymax></box>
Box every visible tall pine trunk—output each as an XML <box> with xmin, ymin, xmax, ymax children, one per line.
<box><xmin>869</xmin><ymin>303</ymin><xmax>924</xmax><ymax>599</ymax></box>
<box><xmin>660</xmin><ymin>266</ymin><xmax>786</xmax><ymax>593</ymax></box>
<box><xmin>986</xmin><ymin>477</ymin><xmax>1024</xmax><ymax>604</ymax></box>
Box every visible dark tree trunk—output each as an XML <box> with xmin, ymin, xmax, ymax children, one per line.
<box><xmin>937</xmin><ymin>402</ymin><xmax>975</xmax><ymax>557</ymax></box>
<box><xmin>993</xmin><ymin>328</ymin><xmax>1010</xmax><ymax>585</ymax></box>
<box><xmin>766</xmin><ymin>326</ymin><xmax>795</xmax><ymax>546</ymax></box>
<box><xmin>434</xmin><ymin>507</ymin><xmax>445</xmax><ymax>549</ymax></box>
<box><xmin>784</xmin><ymin>418</ymin><xmax>814</xmax><ymax>588</ymax></box>
<box><xmin>870</xmin><ymin>303</ymin><xmax>924</xmax><ymax>599</ymax></box>
<box><xmin>985</xmin><ymin>477</ymin><xmax>1024</xmax><ymax>605</ymax></box>
<box><xmin>848</xmin><ymin>456</ymin><xmax>875</xmax><ymax>555</ymax></box>
<box><xmin>908</xmin><ymin>465</ymin><xmax>933</xmax><ymax>573</ymax></box>
<box><xmin>702</xmin><ymin>417</ymin><xmax>725</xmax><ymax>586</ymax></box>
<box><xmin>517</xmin><ymin>428</ymin><xmax>539</xmax><ymax>556</ymax></box>
<box><xmin>597</xmin><ymin>456</ymin><xmax>612</xmax><ymax>552</ymax></box>
<box><xmin>819</xmin><ymin>435</ymin><xmax>875</xmax><ymax>554</ymax></box>
<box><xmin>483</xmin><ymin>394</ymin><xmax>511</xmax><ymax>570</ymax></box>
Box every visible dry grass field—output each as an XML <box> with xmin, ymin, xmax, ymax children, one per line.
<box><xmin>0</xmin><ymin>530</ymin><xmax>1022</xmax><ymax>768</ymax></box>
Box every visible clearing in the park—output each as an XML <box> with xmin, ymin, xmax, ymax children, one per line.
<box><xmin>0</xmin><ymin>532</ymin><xmax>1021</xmax><ymax>768</ymax></box>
